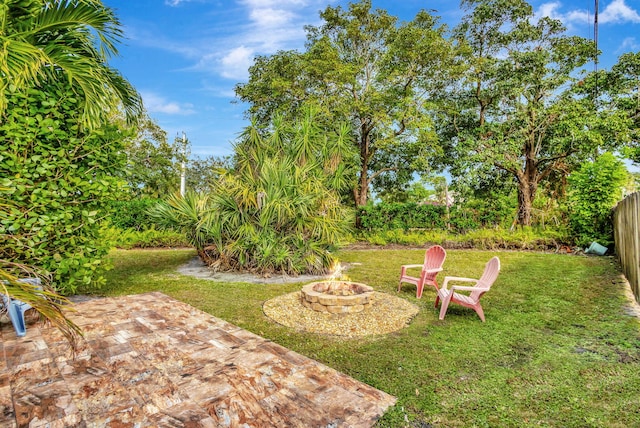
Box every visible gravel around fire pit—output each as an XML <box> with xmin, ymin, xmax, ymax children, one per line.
<box><xmin>263</xmin><ymin>291</ymin><xmax>419</xmax><ymax>338</ymax></box>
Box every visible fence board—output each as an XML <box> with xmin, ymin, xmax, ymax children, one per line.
<box><xmin>614</xmin><ymin>192</ymin><xmax>640</xmax><ymax>303</ymax></box>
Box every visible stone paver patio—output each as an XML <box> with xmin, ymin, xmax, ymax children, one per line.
<box><xmin>0</xmin><ymin>292</ymin><xmax>395</xmax><ymax>427</ymax></box>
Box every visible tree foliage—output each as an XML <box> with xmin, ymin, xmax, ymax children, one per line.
<box><xmin>118</xmin><ymin>113</ymin><xmax>180</xmax><ymax>198</ymax></box>
<box><xmin>438</xmin><ymin>0</ymin><xmax>629</xmax><ymax>226</ymax></box>
<box><xmin>149</xmin><ymin>108</ymin><xmax>355</xmax><ymax>275</ymax></box>
<box><xmin>0</xmin><ymin>0</ymin><xmax>142</xmax><ymax>127</ymax></box>
<box><xmin>236</xmin><ymin>0</ymin><xmax>453</xmax><ymax>208</ymax></box>
<box><xmin>186</xmin><ymin>155</ymin><xmax>231</xmax><ymax>194</ymax></box>
<box><xmin>0</xmin><ymin>82</ymin><xmax>127</xmax><ymax>294</ymax></box>
<box><xmin>604</xmin><ymin>52</ymin><xmax>640</xmax><ymax>163</ymax></box>
<box><xmin>568</xmin><ymin>152</ymin><xmax>628</xmax><ymax>247</ymax></box>
<box><xmin>115</xmin><ymin>114</ymin><xmax>231</xmax><ymax>198</ymax></box>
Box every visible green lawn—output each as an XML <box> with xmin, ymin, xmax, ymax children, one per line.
<box><xmin>90</xmin><ymin>248</ymin><xmax>640</xmax><ymax>427</ymax></box>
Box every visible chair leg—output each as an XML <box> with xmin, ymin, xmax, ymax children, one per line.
<box><xmin>474</xmin><ymin>305</ymin><xmax>486</xmax><ymax>322</ymax></box>
<box><xmin>416</xmin><ymin>283</ymin><xmax>423</xmax><ymax>299</ymax></box>
<box><xmin>434</xmin><ymin>295</ymin><xmax>440</xmax><ymax>308</ymax></box>
<box><xmin>7</xmin><ymin>301</ymin><xmax>27</xmax><ymax>337</ymax></box>
<box><xmin>438</xmin><ymin>293</ymin><xmax>453</xmax><ymax>320</ymax></box>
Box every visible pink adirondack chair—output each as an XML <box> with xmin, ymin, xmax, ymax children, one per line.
<box><xmin>436</xmin><ymin>256</ymin><xmax>501</xmax><ymax>322</ymax></box>
<box><xmin>398</xmin><ymin>245</ymin><xmax>447</xmax><ymax>298</ymax></box>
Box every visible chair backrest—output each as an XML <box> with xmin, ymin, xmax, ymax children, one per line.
<box><xmin>470</xmin><ymin>256</ymin><xmax>501</xmax><ymax>301</ymax></box>
<box><xmin>423</xmin><ymin>245</ymin><xmax>447</xmax><ymax>277</ymax></box>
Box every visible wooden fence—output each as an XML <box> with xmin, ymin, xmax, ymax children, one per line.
<box><xmin>613</xmin><ymin>191</ymin><xmax>640</xmax><ymax>303</ymax></box>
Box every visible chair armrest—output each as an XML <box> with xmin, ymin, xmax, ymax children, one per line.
<box><xmin>451</xmin><ymin>285</ymin><xmax>490</xmax><ymax>292</ymax></box>
<box><xmin>401</xmin><ymin>264</ymin><xmax>424</xmax><ymax>269</ymax></box>
<box><xmin>441</xmin><ymin>276</ymin><xmax>477</xmax><ymax>290</ymax></box>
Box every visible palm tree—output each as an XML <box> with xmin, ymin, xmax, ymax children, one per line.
<box><xmin>149</xmin><ymin>107</ymin><xmax>357</xmax><ymax>275</ymax></box>
<box><xmin>0</xmin><ymin>0</ymin><xmax>142</xmax><ymax>127</ymax></box>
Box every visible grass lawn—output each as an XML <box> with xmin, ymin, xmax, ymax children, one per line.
<box><xmin>90</xmin><ymin>248</ymin><xmax>640</xmax><ymax>427</ymax></box>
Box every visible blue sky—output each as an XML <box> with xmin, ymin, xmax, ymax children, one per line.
<box><xmin>104</xmin><ymin>0</ymin><xmax>640</xmax><ymax>158</ymax></box>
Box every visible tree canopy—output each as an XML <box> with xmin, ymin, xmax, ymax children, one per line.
<box><xmin>438</xmin><ymin>0</ymin><xmax>631</xmax><ymax>226</ymax></box>
<box><xmin>236</xmin><ymin>0</ymin><xmax>453</xmax><ymax>209</ymax></box>
<box><xmin>0</xmin><ymin>0</ymin><xmax>141</xmax><ymax>342</ymax></box>
<box><xmin>1</xmin><ymin>81</ymin><xmax>128</xmax><ymax>294</ymax></box>
<box><xmin>605</xmin><ymin>52</ymin><xmax>640</xmax><ymax>163</ymax></box>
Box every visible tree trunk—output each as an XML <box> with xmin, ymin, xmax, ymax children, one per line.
<box><xmin>353</xmin><ymin>123</ymin><xmax>371</xmax><ymax>228</ymax></box>
<box><xmin>516</xmin><ymin>166</ymin><xmax>538</xmax><ymax>227</ymax></box>
<box><xmin>355</xmin><ymin>166</ymin><xmax>369</xmax><ymax>207</ymax></box>
<box><xmin>353</xmin><ymin>174</ymin><xmax>368</xmax><ymax>229</ymax></box>
<box><xmin>516</xmin><ymin>184</ymin><xmax>532</xmax><ymax>226</ymax></box>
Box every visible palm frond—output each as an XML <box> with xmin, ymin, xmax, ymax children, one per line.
<box><xmin>0</xmin><ymin>0</ymin><xmax>141</xmax><ymax>127</ymax></box>
<box><xmin>0</xmin><ymin>261</ymin><xmax>81</xmax><ymax>347</ymax></box>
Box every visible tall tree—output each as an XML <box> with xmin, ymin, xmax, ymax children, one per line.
<box><xmin>236</xmin><ymin>0</ymin><xmax>452</xmax><ymax>210</ymax></box>
<box><xmin>605</xmin><ymin>52</ymin><xmax>640</xmax><ymax>162</ymax></box>
<box><xmin>441</xmin><ymin>0</ymin><xmax>625</xmax><ymax>226</ymax></box>
<box><xmin>118</xmin><ymin>112</ymin><xmax>180</xmax><ymax>198</ymax></box>
<box><xmin>1</xmin><ymin>81</ymin><xmax>129</xmax><ymax>294</ymax></box>
<box><xmin>186</xmin><ymin>155</ymin><xmax>231</xmax><ymax>194</ymax></box>
<box><xmin>0</xmin><ymin>0</ymin><xmax>142</xmax><ymax>127</ymax></box>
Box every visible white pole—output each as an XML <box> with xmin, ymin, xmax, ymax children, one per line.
<box><xmin>180</xmin><ymin>132</ymin><xmax>186</xmax><ymax>196</ymax></box>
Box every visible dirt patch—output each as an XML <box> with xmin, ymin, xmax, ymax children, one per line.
<box><xmin>176</xmin><ymin>256</ymin><xmax>341</xmax><ymax>284</ymax></box>
<box><xmin>619</xmin><ymin>275</ymin><xmax>640</xmax><ymax>318</ymax></box>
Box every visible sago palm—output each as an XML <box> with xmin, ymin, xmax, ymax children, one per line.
<box><xmin>0</xmin><ymin>0</ymin><xmax>141</xmax><ymax>127</ymax></box>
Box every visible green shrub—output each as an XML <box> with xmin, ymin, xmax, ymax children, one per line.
<box><xmin>358</xmin><ymin>196</ymin><xmax>518</xmax><ymax>233</ymax></box>
<box><xmin>106</xmin><ymin>198</ymin><xmax>163</xmax><ymax>230</ymax></box>
<box><xmin>0</xmin><ymin>83</ymin><xmax>127</xmax><ymax>294</ymax></box>
<box><xmin>356</xmin><ymin>227</ymin><xmax>571</xmax><ymax>250</ymax></box>
<box><xmin>149</xmin><ymin>108</ymin><xmax>356</xmax><ymax>275</ymax></box>
<box><xmin>568</xmin><ymin>153</ymin><xmax>628</xmax><ymax>247</ymax></box>
<box><xmin>459</xmin><ymin>193</ymin><xmax>516</xmax><ymax>229</ymax></box>
<box><xmin>359</xmin><ymin>202</ymin><xmax>447</xmax><ymax>231</ymax></box>
<box><xmin>448</xmin><ymin>205</ymin><xmax>480</xmax><ymax>232</ymax></box>
<box><xmin>101</xmin><ymin>226</ymin><xmax>190</xmax><ymax>249</ymax></box>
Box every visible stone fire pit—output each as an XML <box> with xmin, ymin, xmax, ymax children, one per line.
<box><xmin>300</xmin><ymin>281</ymin><xmax>374</xmax><ymax>314</ymax></box>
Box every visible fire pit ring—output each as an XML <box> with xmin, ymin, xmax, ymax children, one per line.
<box><xmin>300</xmin><ymin>281</ymin><xmax>374</xmax><ymax>314</ymax></box>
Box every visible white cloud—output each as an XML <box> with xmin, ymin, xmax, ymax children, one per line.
<box><xmin>538</xmin><ymin>0</ymin><xmax>640</xmax><ymax>25</ymax></box>
<box><xmin>240</xmin><ymin>0</ymin><xmax>307</xmax><ymax>7</ymax></box>
<box><xmin>133</xmin><ymin>0</ymin><xmax>328</xmax><ymax>81</ymax></box>
<box><xmin>164</xmin><ymin>0</ymin><xmax>212</xmax><ymax>6</ymax></box>
<box><xmin>220</xmin><ymin>46</ymin><xmax>255</xmax><ymax>80</ymax></box>
<box><xmin>600</xmin><ymin>0</ymin><xmax>640</xmax><ymax>23</ymax></box>
<box><xmin>141</xmin><ymin>92</ymin><xmax>196</xmax><ymax>115</ymax></box>
<box><xmin>207</xmin><ymin>0</ymin><xmax>326</xmax><ymax>80</ymax></box>
<box><xmin>249</xmin><ymin>7</ymin><xmax>296</xmax><ymax>28</ymax></box>
<box><xmin>617</xmin><ymin>36</ymin><xmax>640</xmax><ymax>52</ymax></box>
<box><xmin>536</xmin><ymin>2</ymin><xmax>562</xmax><ymax>21</ymax></box>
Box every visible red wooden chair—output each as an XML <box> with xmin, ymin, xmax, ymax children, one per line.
<box><xmin>398</xmin><ymin>245</ymin><xmax>446</xmax><ymax>298</ymax></box>
<box><xmin>436</xmin><ymin>256</ymin><xmax>501</xmax><ymax>322</ymax></box>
